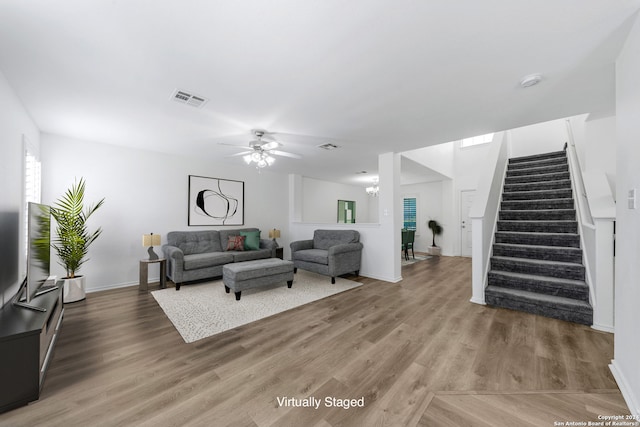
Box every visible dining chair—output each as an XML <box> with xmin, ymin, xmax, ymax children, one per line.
<box><xmin>401</xmin><ymin>229</ymin><xmax>415</xmax><ymax>261</ymax></box>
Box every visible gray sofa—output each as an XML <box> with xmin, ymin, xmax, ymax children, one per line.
<box><xmin>162</xmin><ymin>228</ymin><xmax>276</xmax><ymax>290</ymax></box>
<box><xmin>290</xmin><ymin>229</ymin><xmax>363</xmax><ymax>283</ymax></box>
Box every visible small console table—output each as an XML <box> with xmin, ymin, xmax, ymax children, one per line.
<box><xmin>139</xmin><ymin>258</ymin><xmax>167</xmax><ymax>292</ymax></box>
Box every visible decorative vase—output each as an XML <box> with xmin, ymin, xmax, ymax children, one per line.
<box><xmin>63</xmin><ymin>276</ymin><xmax>86</xmax><ymax>303</ymax></box>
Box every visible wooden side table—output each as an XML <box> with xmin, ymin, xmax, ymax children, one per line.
<box><xmin>139</xmin><ymin>258</ymin><xmax>167</xmax><ymax>292</ymax></box>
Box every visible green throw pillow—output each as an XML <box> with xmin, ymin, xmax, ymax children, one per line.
<box><xmin>240</xmin><ymin>230</ymin><xmax>261</xmax><ymax>250</ymax></box>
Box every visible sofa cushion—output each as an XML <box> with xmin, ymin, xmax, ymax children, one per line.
<box><xmin>183</xmin><ymin>252</ymin><xmax>234</xmax><ymax>270</ymax></box>
<box><xmin>292</xmin><ymin>248</ymin><xmax>329</xmax><ymax>265</ymax></box>
<box><xmin>167</xmin><ymin>230</ymin><xmax>222</xmax><ymax>255</ymax></box>
<box><xmin>230</xmin><ymin>248</ymin><xmax>272</xmax><ymax>263</ymax></box>
<box><xmin>313</xmin><ymin>229</ymin><xmax>360</xmax><ymax>250</ymax></box>
<box><xmin>226</xmin><ymin>235</ymin><xmax>245</xmax><ymax>251</ymax></box>
<box><xmin>240</xmin><ymin>230</ymin><xmax>261</xmax><ymax>250</ymax></box>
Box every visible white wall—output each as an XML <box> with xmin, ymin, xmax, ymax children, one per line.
<box><xmin>611</xmin><ymin>13</ymin><xmax>640</xmax><ymax>417</ymax></box>
<box><xmin>509</xmin><ymin>119</ymin><xmax>567</xmax><ymax>158</ymax></box>
<box><xmin>402</xmin><ymin>141</ymin><xmax>455</xmax><ymax>178</ymax></box>
<box><xmin>400</xmin><ymin>181</ymin><xmax>443</xmax><ymax>253</ymax></box>
<box><xmin>41</xmin><ymin>134</ymin><xmax>289</xmax><ymax>292</ymax></box>
<box><xmin>585</xmin><ymin>114</ymin><xmax>617</xmax><ymax>196</ymax></box>
<box><xmin>0</xmin><ymin>70</ymin><xmax>41</xmax><ymax>306</ymax></box>
<box><xmin>300</xmin><ymin>176</ymin><xmax>375</xmax><ymax>223</ymax></box>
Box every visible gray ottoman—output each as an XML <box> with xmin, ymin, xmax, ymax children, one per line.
<box><xmin>223</xmin><ymin>258</ymin><xmax>295</xmax><ymax>301</ymax></box>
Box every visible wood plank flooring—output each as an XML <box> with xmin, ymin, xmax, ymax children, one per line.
<box><xmin>0</xmin><ymin>256</ymin><xmax>629</xmax><ymax>426</ymax></box>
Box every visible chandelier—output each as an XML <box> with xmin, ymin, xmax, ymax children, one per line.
<box><xmin>366</xmin><ymin>178</ymin><xmax>379</xmax><ymax>196</ymax></box>
<box><xmin>243</xmin><ymin>150</ymin><xmax>275</xmax><ymax>169</ymax></box>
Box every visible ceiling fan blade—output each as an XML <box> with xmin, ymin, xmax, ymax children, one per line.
<box><xmin>218</xmin><ymin>142</ymin><xmax>247</xmax><ymax>148</ymax></box>
<box><xmin>272</xmin><ymin>150</ymin><xmax>302</xmax><ymax>159</ymax></box>
<box><xmin>227</xmin><ymin>150</ymin><xmax>252</xmax><ymax>157</ymax></box>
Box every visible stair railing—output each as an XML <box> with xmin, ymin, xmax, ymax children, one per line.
<box><xmin>564</xmin><ymin>119</ymin><xmax>615</xmax><ymax>332</ymax></box>
<box><xmin>470</xmin><ymin>131</ymin><xmax>509</xmax><ymax>305</ymax></box>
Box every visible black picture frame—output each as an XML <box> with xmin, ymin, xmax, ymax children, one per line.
<box><xmin>188</xmin><ymin>175</ymin><xmax>244</xmax><ymax>226</ymax></box>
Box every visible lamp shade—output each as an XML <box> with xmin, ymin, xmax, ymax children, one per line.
<box><xmin>142</xmin><ymin>233</ymin><xmax>161</xmax><ymax>247</ymax></box>
<box><xmin>268</xmin><ymin>229</ymin><xmax>281</xmax><ymax>239</ymax></box>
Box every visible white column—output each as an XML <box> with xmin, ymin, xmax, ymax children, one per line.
<box><xmin>378</xmin><ymin>152</ymin><xmax>402</xmax><ymax>282</ymax></box>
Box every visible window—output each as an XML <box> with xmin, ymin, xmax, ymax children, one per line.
<box><xmin>403</xmin><ymin>197</ymin><xmax>417</xmax><ymax>230</ymax></box>
<box><xmin>461</xmin><ymin>132</ymin><xmax>494</xmax><ymax>148</ymax></box>
<box><xmin>23</xmin><ymin>137</ymin><xmax>41</xmax><ymax>255</ymax></box>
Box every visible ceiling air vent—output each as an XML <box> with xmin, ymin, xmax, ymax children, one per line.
<box><xmin>318</xmin><ymin>143</ymin><xmax>339</xmax><ymax>150</ymax></box>
<box><xmin>171</xmin><ymin>89</ymin><xmax>208</xmax><ymax>108</ymax></box>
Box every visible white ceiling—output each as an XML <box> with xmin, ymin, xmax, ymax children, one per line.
<box><xmin>1</xmin><ymin>1</ymin><xmax>638</xmax><ymax>186</ymax></box>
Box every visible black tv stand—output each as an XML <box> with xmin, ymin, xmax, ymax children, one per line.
<box><xmin>12</xmin><ymin>300</ymin><xmax>47</xmax><ymax>312</ymax></box>
<box><xmin>0</xmin><ymin>281</ymin><xmax>64</xmax><ymax>413</ymax></box>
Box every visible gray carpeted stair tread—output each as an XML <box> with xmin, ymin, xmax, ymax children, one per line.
<box><xmin>491</xmin><ymin>255</ymin><xmax>583</xmax><ymax>268</ymax></box>
<box><xmin>509</xmin><ymin>151</ymin><xmax>566</xmax><ymax>163</ymax></box>
<box><xmin>493</xmin><ymin>243</ymin><xmax>582</xmax><ymax>263</ymax></box>
<box><xmin>485</xmin><ymin>286</ymin><xmax>593</xmax><ymax>325</ymax></box>
<box><xmin>495</xmin><ymin>231</ymin><xmax>580</xmax><ymax>248</ymax></box>
<box><xmin>488</xmin><ymin>270</ymin><xmax>588</xmax><ymax>288</ymax></box>
<box><xmin>503</xmin><ymin>180</ymin><xmax>571</xmax><ymax>192</ymax></box>
<box><xmin>501</xmin><ymin>198</ymin><xmax>575</xmax><ymax>210</ymax></box>
<box><xmin>506</xmin><ymin>164</ymin><xmax>569</xmax><ymax>177</ymax></box>
<box><xmin>502</xmin><ymin>188</ymin><xmax>572</xmax><ymax>200</ymax></box>
<box><xmin>499</xmin><ymin>209</ymin><xmax>576</xmax><ymax>220</ymax></box>
<box><xmin>507</xmin><ymin>157</ymin><xmax>567</xmax><ymax>170</ymax></box>
<box><xmin>505</xmin><ymin>171</ymin><xmax>571</xmax><ymax>184</ymax></box>
<box><xmin>497</xmin><ymin>220</ymin><xmax>577</xmax><ymax>233</ymax></box>
<box><xmin>487</xmin><ymin>270</ymin><xmax>590</xmax><ymax>301</ymax></box>
<box><xmin>491</xmin><ymin>255</ymin><xmax>585</xmax><ymax>280</ymax></box>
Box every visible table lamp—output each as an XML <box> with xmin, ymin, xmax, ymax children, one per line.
<box><xmin>268</xmin><ymin>229</ymin><xmax>281</xmax><ymax>247</ymax></box>
<box><xmin>142</xmin><ymin>233</ymin><xmax>161</xmax><ymax>260</ymax></box>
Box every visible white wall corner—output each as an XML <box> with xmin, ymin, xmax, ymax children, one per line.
<box><xmin>610</xmin><ymin>360</ymin><xmax>640</xmax><ymax>417</ymax></box>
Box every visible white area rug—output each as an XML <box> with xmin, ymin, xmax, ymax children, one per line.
<box><xmin>151</xmin><ymin>270</ymin><xmax>362</xmax><ymax>343</ymax></box>
<box><xmin>401</xmin><ymin>254</ymin><xmax>432</xmax><ymax>266</ymax></box>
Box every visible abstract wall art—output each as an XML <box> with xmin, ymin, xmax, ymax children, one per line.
<box><xmin>188</xmin><ymin>175</ymin><xmax>244</xmax><ymax>226</ymax></box>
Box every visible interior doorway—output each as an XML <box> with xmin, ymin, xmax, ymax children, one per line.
<box><xmin>460</xmin><ymin>190</ymin><xmax>475</xmax><ymax>257</ymax></box>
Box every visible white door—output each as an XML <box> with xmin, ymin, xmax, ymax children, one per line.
<box><xmin>460</xmin><ymin>190</ymin><xmax>475</xmax><ymax>257</ymax></box>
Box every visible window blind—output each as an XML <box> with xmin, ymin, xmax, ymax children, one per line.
<box><xmin>403</xmin><ymin>197</ymin><xmax>417</xmax><ymax>230</ymax></box>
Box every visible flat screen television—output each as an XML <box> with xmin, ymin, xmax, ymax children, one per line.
<box><xmin>13</xmin><ymin>202</ymin><xmax>56</xmax><ymax>311</ymax></box>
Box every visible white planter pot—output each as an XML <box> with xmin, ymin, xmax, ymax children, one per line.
<box><xmin>63</xmin><ymin>276</ymin><xmax>86</xmax><ymax>303</ymax></box>
<box><xmin>428</xmin><ymin>246</ymin><xmax>442</xmax><ymax>256</ymax></box>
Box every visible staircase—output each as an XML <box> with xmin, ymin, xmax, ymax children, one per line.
<box><xmin>485</xmin><ymin>149</ymin><xmax>593</xmax><ymax>325</ymax></box>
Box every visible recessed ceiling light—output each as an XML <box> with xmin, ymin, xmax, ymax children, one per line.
<box><xmin>520</xmin><ymin>74</ymin><xmax>542</xmax><ymax>88</ymax></box>
<box><xmin>318</xmin><ymin>143</ymin><xmax>339</xmax><ymax>150</ymax></box>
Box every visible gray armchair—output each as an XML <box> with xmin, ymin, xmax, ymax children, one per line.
<box><xmin>290</xmin><ymin>229</ymin><xmax>363</xmax><ymax>283</ymax></box>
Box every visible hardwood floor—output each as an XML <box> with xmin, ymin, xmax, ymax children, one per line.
<box><xmin>0</xmin><ymin>257</ymin><xmax>628</xmax><ymax>426</ymax></box>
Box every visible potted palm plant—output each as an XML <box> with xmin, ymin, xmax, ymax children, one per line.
<box><xmin>51</xmin><ymin>178</ymin><xmax>105</xmax><ymax>303</ymax></box>
<box><xmin>427</xmin><ymin>219</ymin><xmax>443</xmax><ymax>256</ymax></box>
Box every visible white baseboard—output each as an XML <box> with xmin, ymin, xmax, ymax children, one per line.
<box><xmin>86</xmin><ymin>280</ymin><xmax>139</xmax><ymax>293</ymax></box>
<box><xmin>362</xmin><ymin>273</ymin><xmax>402</xmax><ymax>283</ymax></box>
<box><xmin>592</xmin><ymin>323</ymin><xmax>615</xmax><ymax>333</ymax></box>
<box><xmin>610</xmin><ymin>359</ymin><xmax>640</xmax><ymax>416</ymax></box>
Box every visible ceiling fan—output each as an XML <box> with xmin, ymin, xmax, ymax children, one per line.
<box><xmin>221</xmin><ymin>129</ymin><xmax>302</xmax><ymax>168</ymax></box>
